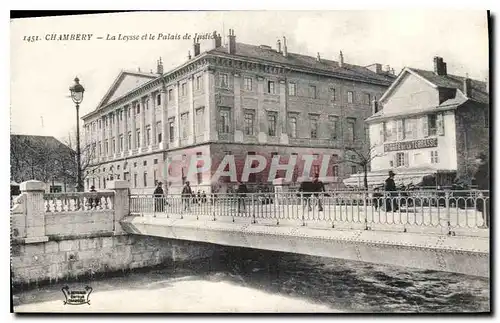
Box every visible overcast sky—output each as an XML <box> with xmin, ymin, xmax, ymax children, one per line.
<box><xmin>10</xmin><ymin>10</ymin><xmax>489</xmax><ymax>142</ymax></box>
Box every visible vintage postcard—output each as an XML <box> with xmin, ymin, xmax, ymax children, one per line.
<box><xmin>10</xmin><ymin>10</ymin><xmax>490</xmax><ymax>313</ymax></box>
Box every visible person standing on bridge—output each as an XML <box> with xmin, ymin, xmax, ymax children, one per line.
<box><xmin>385</xmin><ymin>170</ymin><xmax>398</xmax><ymax>212</ymax></box>
<box><xmin>182</xmin><ymin>181</ymin><xmax>193</xmax><ymax>212</ymax></box>
<box><xmin>153</xmin><ymin>182</ymin><xmax>165</xmax><ymax>213</ymax></box>
<box><xmin>474</xmin><ymin>153</ymin><xmax>489</xmax><ymax>228</ymax></box>
<box><xmin>312</xmin><ymin>174</ymin><xmax>325</xmax><ymax>212</ymax></box>
<box><xmin>236</xmin><ymin>180</ymin><xmax>248</xmax><ymax>213</ymax></box>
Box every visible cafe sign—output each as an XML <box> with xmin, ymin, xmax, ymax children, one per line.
<box><xmin>384</xmin><ymin>138</ymin><xmax>438</xmax><ymax>152</ymax></box>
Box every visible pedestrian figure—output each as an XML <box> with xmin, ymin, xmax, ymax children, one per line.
<box><xmin>312</xmin><ymin>174</ymin><xmax>325</xmax><ymax>212</ymax></box>
<box><xmin>89</xmin><ymin>185</ymin><xmax>99</xmax><ymax>208</ymax></box>
<box><xmin>202</xmin><ymin>191</ymin><xmax>207</xmax><ymax>204</ymax></box>
<box><xmin>153</xmin><ymin>182</ymin><xmax>165</xmax><ymax>213</ymax></box>
<box><xmin>474</xmin><ymin>153</ymin><xmax>490</xmax><ymax>228</ymax></box>
<box><xmin>182</xmin><ymin>181</ymin><xmax>193</xmax><ymax>212</ymax></box>
<box><xmin>236</xmin><ymin>181</ymin><xmax>248</xmax><ymax>213</ymax></box>
<box><xmin>385</xmin><ymin>170</ymin><xmax>398</xmax><ymax>212</ymax></box>
<box><xmin>299</xmin><ymin>177</ymin><xmax>314</xmax><ymax>211</ymax></box>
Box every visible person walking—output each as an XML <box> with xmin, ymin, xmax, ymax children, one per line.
<box><xmin>182</xmin><ymin>181</ymin><xmax>193</xmax><ymax>212</ymax></box>
<box><xmin>153</xmin><ymin>182</ymin><xmax>165</xmax><ymax>213</ymax></box>
<box><xmin>299</xmin><ymin>177</ymin><xmax>314</xmax><ymax>212</ymax></box>
<box><xmin>236</xmin><ymin>180</ymin><xmax>248</xmax><ymax>213</ymax></box>
<box><xmin>312</xmin><ymin>174</ymin><xmax>325</xmax><ymax>212</ymax></box>
<box><xmin>474</xmin><ymin>153</ymin><xmax>490</xmax><ymax>228</ymax></box>
<box><xmin>384</xmin><ymin>170</ymin><xmax>398</xmax><ymax>212</ymax></box>
<box><xmin>88</xmin><ymin>185</ymin><xmax>100</xmax><ymax>209</ymax></box>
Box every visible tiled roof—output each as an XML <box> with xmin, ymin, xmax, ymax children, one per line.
<box><xmin>209</xmin><ymin>43</ymin><xmax>397</xmax><ymax>85</ymax></box>
<box><xmin>409</xmin><ymin>68</ymin><xmax>489</xmax><ymax>104</ymax></box>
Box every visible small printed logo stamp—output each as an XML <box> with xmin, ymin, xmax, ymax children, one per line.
<box><xmin>61</xmin><ymin>286</ymin><xmax>92</xmax><ymax>305</ymax></box>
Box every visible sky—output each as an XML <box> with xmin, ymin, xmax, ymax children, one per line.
<box><xmin>10</xmin><ymin>10</ymin><xmax>489</xmax><ymax>143</ymax></box>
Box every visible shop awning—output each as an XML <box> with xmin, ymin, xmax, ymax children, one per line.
<box><xmin>342</xmin><ymin>168</ymin><xmax>454</xmax><ymax>188</ymax></box>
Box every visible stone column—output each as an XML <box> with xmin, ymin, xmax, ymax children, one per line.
<box><xmin>257</xmin><ymin>76</ymin><xmax>267</xmax><ymax>143</ymax></box>
<box><xmin>115</xmin><ymin>109</ymin><xmax>120</xmax><ymax>156</ymax></box>
<box><xmin>188</xmin><ymin>76</ymin><xmax>195</xmax><ymax>145</ymax></box>
<box><xmin>123</xmin><ymin>106</ymin><xmax>129</xmax><ymax>155</ymax></box>
<box><xmin>175</xmin><ymin>83</ymin><xmax>181</xmax><ymax>147</ymax></box>
<box><xmin>108</xmin><ymin>113</ymin><xmax>113</xmax><ymax>157</ymax></box>
<box><xmin>151</xmin><ymin>92</ymin><xmax>157</xmax><ymax>148</ymax></box>
<box><xmin>278</xmin><ymin>80</ymin><xmax>289</xmax><ymax>144</ymax></box>
<box><xmin>233</xmin><ymin>72</ymin><xmax>243</xmax><ymax>142</ymax></box>
<box><xmin>107</xmin><ymin>180</ymin><xmax>130</xmax><ymax>235</ymax></box>
<box><xmin>161</xmin><ymin>85</ymin><xmax>168</xmax><ymax>150</ymax></box>
<box><xmin>20</xmin><ymin>180</ymin><xmax>48</xmax><ymax>243</ymax></box>
<box><xmin>205</xmin><ymin>68</ymin><xmax>216</xmax><ymax>141</ymax></box>
<box><xmin>131</xmin><ymin>102</ymin><xmax>137</xmax><ymax>152</ymax></box>
<box><xmin>101</xmin><ymin>115</ymin><xmax>106</xmax><ymax>160</ymax></box>
<box><xmin>140</xmin><ymin>97</ymin><xmax>146</xmax><ymax>151</ymax></box>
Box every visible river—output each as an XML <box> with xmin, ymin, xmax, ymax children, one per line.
<box><xmin>13</xmin><ymin>247</ymin><xmax>490</xmax><ymax>313</ymax></box>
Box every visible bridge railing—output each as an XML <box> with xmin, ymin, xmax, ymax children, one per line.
<box><xmin>43</xmin><ymin>191</ymin><xmax>115</xmax><ymax>212</ymax></box>
<box><xmin>129</xmin><ymin>190</ymin><xmax>490</xmax><ymax>231</ymax></box>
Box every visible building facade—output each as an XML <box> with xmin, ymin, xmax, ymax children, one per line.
<box><xmin>82</xmin><ymin>30</ymin><xmax>396</xmax><ymax>194</ymax></box>
<box><xmin>344</xmin><ymin>57</ymin><xmax>489</xmax><ymax>188</ymax></box>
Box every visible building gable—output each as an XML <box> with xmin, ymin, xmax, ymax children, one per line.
<box><xmin>96</xmin><ymin>71</ymin><xmax>157</xmax><ymax>110</ymax></box>
<box><xmin>381</xmin><ymin>71</ymin><xmax>440</xmax><ymax>115</ymax></box>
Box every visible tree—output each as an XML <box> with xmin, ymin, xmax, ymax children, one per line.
<box><xmin>60</xmin><ymin>130</ymin><xmax>99</xmax><ymax>189</ymax></box>
<box><xmin>337</xmin><ymin>144</ymin><xmax>385</xmax><ymax>191</ymax></box>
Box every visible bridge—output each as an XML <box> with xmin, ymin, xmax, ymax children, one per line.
<box><xmin>10</xmin><ymin>180</ymin><xmax>490</xmax><ymax>287</ymax></box>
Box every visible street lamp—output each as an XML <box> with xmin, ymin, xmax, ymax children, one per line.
<box><xmin>69</xmin><ymin>77</ymin><xmax>85</xmax><ymax>192</ymax></box>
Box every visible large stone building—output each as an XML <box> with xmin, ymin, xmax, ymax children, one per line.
<box><xmin>82</xmin><ymin>30</ymin><xmax>396</xmax><ymax>194</ymax></box>
<box><xmin>345</xmin><ymin>56</ymin><xmax>489</xmax><ymax>188</ymax></box>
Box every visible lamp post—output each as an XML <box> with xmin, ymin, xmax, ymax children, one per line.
<box><xmin>69</xmin><ymin>77</ymin><xmax>85</xmax><ymax>192</ymax></box>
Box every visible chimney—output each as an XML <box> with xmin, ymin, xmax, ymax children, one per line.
<box><xmin>193</xmin><ymin>39</ymin><xmax>201</xmax><ymax>56</ymax></box>
<box><xmin>228</xmin><ymin>29</ymin><xmax>236</xmax><ymax>54</ymax></box>
<box><xmin>338</xmin><ymin>51</ymin><xmax>344</xmax><ymax>68</ymax></box>
<box><xmin>188</xmin><ymin>50</ymin><xmax>192</xmax><ymax>60</ymax></box>
<box><xmin>463</xmin><ymin>76</ymin><xmax>472</xmax><ymax>97</ymax></box>
<box><xmin>282</xmin><ymin>36</ymin><xmax>288</xmax><ymax>57</ymax></box>
<box><xmin>433</xmin><ymin>56</ymin><xmax>447</xmax><ymax>76</ymax></box>
<box><xmin>366</xmin><ymin>63</ymin><xmax>382</xmax><ymax>74</ymax></box>
<box><xmin>276</xmin><ymin>39</ymin><xmax>282</xmax><ymax>53</ymax></box>
<box><xmin>371</xmin><ymin>100</ymin><xmax>379</xmax><ymax>115</ymax></box>
<box><xmin>316</xmin><ymin>52</ymin><xmax>321</xmax><ymax>62</ymax></box>
<box><xmin>212</xmin><ymin>31</ymin><xmax>222</xmax><ymax>48</ymax></box>
<box><xmin>156</xmin><ymin>57</ymin><xmax>164</xmax><ymax>75</ymax></box>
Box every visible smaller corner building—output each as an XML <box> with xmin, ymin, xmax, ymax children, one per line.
<box><xmin>344</xmin><ymin>56</ymin><xmax>489</xmax><ymax>188</ymax></box>
<box><xmin>82</xmin><ymin>30</ymin><xmax>397</xmax><ymax>194</ymax></box>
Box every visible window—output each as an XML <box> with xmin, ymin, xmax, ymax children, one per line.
<box><xmin>136</xmin><ymin>130</ymin><xmax>141</xmax><ymax>148</ymax></box>
<box><xmin>123</xmin><ymin>172</ymin><xmax>129</xmax><ymax>182</ymax></box>
<box><xmin>330</xmin><ymin>88</ymin><xmax>336</xmax><ymax>101</ymax></box>
<box><xmin>168</xmin><ymin>89</ymin><xmax>173</xmax><ymax>101</ymax></box>
<box><xmin>169</xmin><ymin>119</ymin><xmax>175</xmax><ymax>143</ymax></box>
<box><xmin>196</xmin><ymin>76</ymin><xmax>202</xmax><ymax>90</ymax></box>
<box><xmin>404</xmin><ymin>118</ymin><xmax>417</xmax><ymax>140</ymax></box>
<box><xmin>219</xmin><ymin>73</ymin><xmax>228</xmax><ymax>88</ymax></box>
<box><xmin>146</xmin><ymin>127</ymin><xmax>151</xmax><ymax>146</ymax></box>
<box><xmin>289</xmin><ymin>116</ymin><xmax>297</xmax><ymax>138</ymax></box>
<box><xmin>98</xmin><ymin>141</ymin><xmax>102</xmax><ymax>155</ymax></box>
<box><xmin>427</xmin><ymin>114</ymin><xmax>437</xmax><ymax>136</ymax></box>
<box><xmin>156</xmin><ymin>121</ymin><xmax>162</xmax><ymax>143</ymax></box>
<box><xmin>351</xmin><ymin>165</ymin><xmax>357</xmax><ymax>174</ymax></box>
<box><xmin>329</xmin><ymin>116</ymin><xmax>339</xmax><ymax>140</ymax></box>
<box><xmin>105</xmin><ymin>140</ymin><xmax>109</xmax><ymax>155</ymax></box>
<box><xmin>384</xmin><ymin>121</ymin><xmax>397</xmax><ymax>142</ymax></box>
<box><xmin>289</xmin><ymin>83</ymin><xmax>296</xmax><ymax>96</ymax></box>
<box><xmin>219</xmin><ymin>108</ymin><xmax>231</xmax><ymax>134</ymax></box>
<box><xmin>310</xmin><ymin>116</ymin><xmax>318</xmax><ymax>139</ymax></box>
<box><xmin>181</xmin><ymin>83</ymin><xmax>187</xmax><ymax>96</ymax></box>
<box><xmin>133</xmin><ymin>162</ymin><xmax>137</xmax><ymax>168</ymax></box>
<box><xmin>347</xmin><ymin>118</ymin><xmax>356</xmax><ymax>142</ymax></box>
<box><xmin>436</xmin><ymin>113</ymin><xmax>444</xmax><ymax>136</ymax></box>
<box><xmin>119</xmin><ymin>136</ymin><xmax>124</xmax><ymax>153</ymax></box>
<box><xmin>127</xmin><ymin>132</ymin><xmax>132</xmax><ymax>150</ymax></box>
<box><xmin>347</xmin><ymin>91</ymin><xmax>354</xmax><ymax>103</ymax></box>
<box><xmin>244</xmin><ymin>77</ymin><xmax>252</xmax><ymax>91</ymax></box>
<box><xmin>181</xmin><ymin>113</ymin><xmax>189</xmax><ymax>138</ymax></box>
<box><xmin>430</xmin><ymin>151</ymin><xmax>439</xmax><ymax>164</ymax></box>
<box><xmin>154</xmin><ymin>159</ymin><xmax>158</xmax><ymax>164</ymax></box>
<box><xmin>134</xmin><ymin>173</ymin><xmax>138</xmax><ymax>188</ymax></box>
<box><xmin>267</xmin><ymin>81</ymin><xmax>275</xmax><ymax>94</ymax></box>
<box><xmin>143</xmin><ymin>172</ymin><xmax>148</xmax><ymax>187</ymax></box>
<box><xmin>157</xmin><ymin>93</ymin><xmax>161</xmax><ymax>106</ymax></box>
<box><xmin>396</xmin><ymin>152</ymin><xmax>408</xmax><ymax>167</ymax></box>
<box><xmin>309</xmin><ymin>85</ymin><xmax>317</xmax><ymax>99</ymax></box>
<box><xmin>136</xmin><ymin>104</ymin><xmax>140</xmax><ymax>114</ymax></box>
<box><xmin>145</xmin><ymin>99</ymin><xmax>149</xmax><ymax>111</ymax></box>
<box><xmin>363</xmin><ymin>93</ymin><xmax>371</xmax><ymax>105</ymax></box>
<box><xmin>332</xmin><ymin>165</ymin><xmax>339</xmax><ymax>177</ymax></box>
<box><xmin>195</xmin><ymin>107</ymin><xmax>205</xmax><ymax>136</ymax></box>
<box><xmin>267</xmin><ymin>112</ymin><xmax>277</xmax><ymax>136</ymax></box>
<box><xmin>154</xmin><ymin>169</ymin><xmax>157</xmax><ymax>185</ymax></box>
<box><xmin>244</xmin><ymin>111</ymin><xmax>254</xmax><ymax>135</ymax></box>
<box><xmin>111</xmin><ymin>138</ymin><xmax>115</xmax><ymax>154</ymax></box>
<box><xmin>143</xmin><ymin>160</ymin><xmax>147</xmax><ymax>166</ymax></box>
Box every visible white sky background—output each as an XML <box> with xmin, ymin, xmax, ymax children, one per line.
<box><xmin>10</xmin><ymin>10</ymin><xmax>489</xmax><ymax>142</ymax></box>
